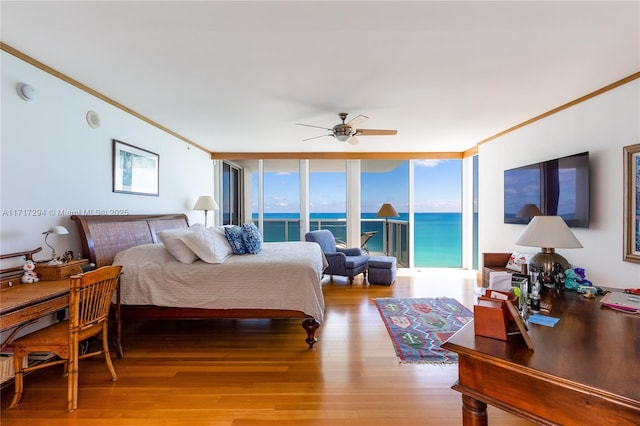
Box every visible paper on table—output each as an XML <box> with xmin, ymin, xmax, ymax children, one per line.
<box><xmin>489</xmin><ymin>271</ymin><xmax>512</xmax><ymax>292</ymax></box>
<box><xmin>528</xmin><ymin>313</ymin><xmax>560</xmax><ymax>327</ymax></box>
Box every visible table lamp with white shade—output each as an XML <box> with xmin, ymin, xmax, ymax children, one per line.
<box><xmin>193</xmin><ymin>195</ymin><xmax>219</xmax><ymax>228</ymax></box>
<box><xmin>515</xmin><ymin>215</ymin><xmax>582</xmax><ymax>277</ymax></box>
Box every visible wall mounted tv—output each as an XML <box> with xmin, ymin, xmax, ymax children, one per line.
<box><xmin>504</xmin><ymin>152</ymin><xmax>590</xmax><ymax>228</ymax></box>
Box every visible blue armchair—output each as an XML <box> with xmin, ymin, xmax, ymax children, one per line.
<box><xmin>305</xmin><ymin>230</ymin><xmax>369</xmax><ymax>284</ymax></box>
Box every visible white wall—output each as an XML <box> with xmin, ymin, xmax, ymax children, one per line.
<box><xmin>1</xmin><ymin>51</ymin><xmax>215</xmax><ymax>267</ymax></box>
<box><xmin>479</xmin><ymin>79</ymin><xmax>640</xmax><ymax>289</ymax></box>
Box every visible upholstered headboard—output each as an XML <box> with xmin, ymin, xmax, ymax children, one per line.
<box><xmin>71</xmin><ymin>214</ymin><xmax>189</xmax><ymax>267</ymax></box>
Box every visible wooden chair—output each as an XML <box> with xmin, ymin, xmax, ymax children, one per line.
<box><xmin>10</xmin><ymin>265</ymin><xmax>122</xmax><ymax>412</ymax></box>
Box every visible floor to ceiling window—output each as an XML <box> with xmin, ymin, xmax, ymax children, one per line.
<box><xmin>413</xmin><ymin>159</ymin><xmax>462</xmax><ymax>267</ymax></box>
<box><xmin>222</xmin><ymin>157</ymin><xmax>466</xmax><ymax>269</ymax></box>
<box><xmin>309</xmin><ymin>160</ymin><xmax>347</xmax><ymax>242</ymax></box>
<box><xmin>259</xmin><ymin>160</ymin><xmax>300</xmax><ymax>242</ymax></box>
<box><xmin>361</xmin><ymin>160</ymin><xmax>409</xmax><ymax>264</ymax></box>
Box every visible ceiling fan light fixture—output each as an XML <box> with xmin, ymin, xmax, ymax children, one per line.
<box><xmin>333</xmin><ymin>124</ymin><xmax>355</xmax><ymax>142</ymax></box>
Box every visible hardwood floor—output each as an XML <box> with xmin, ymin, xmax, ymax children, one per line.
<box><xmin>1</xmin><ymin>269</ymin><xmax>534</xmax><ymax>425</ymax></box>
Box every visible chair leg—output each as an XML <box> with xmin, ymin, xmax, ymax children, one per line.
<box><xmin>9</xmin><ymin>353</ymin><xmax>25</xmax><ymax>408</ymax></box>
<box><xmin>68</xmin><ymin>342</ymin><xmax>78</xmax><ymax>412</ymax></box>
<box><xmin>101</xmin><ymin>326</ymin><xmax>118</xmax><ymax>381</ymax></box>
<box><xmin>349</xmin><ymin>276</ymin><xmax>354</xmax><ymax>285</ymax></box>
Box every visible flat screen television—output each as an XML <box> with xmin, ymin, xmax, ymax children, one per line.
<box><xmin>504</xmin><ymin>152</ymin><xmax>590</xmax><ymax>228</ymax></box>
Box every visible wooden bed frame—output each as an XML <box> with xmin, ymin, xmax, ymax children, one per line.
<box><xmin>70</xmin><ymin>214</ymin><xmax>320</xmax><ymax>353</ymax></box>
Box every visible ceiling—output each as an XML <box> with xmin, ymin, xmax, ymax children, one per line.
<box><xmin>1</xmin><ymin>1</ymin><xmax>638</xmax><ymax>155</ymax></box>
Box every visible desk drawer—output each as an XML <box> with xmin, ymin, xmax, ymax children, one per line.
<box><xmin>0</xmin><ymin>296</ymin><xmax>68</xmax><ymax>331</ymax></box>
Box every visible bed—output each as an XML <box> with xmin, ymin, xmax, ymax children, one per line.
<box><xmin>70</xmin><ymin>214</ymin><xmax>327</xmax><ymax>352</ymax></box>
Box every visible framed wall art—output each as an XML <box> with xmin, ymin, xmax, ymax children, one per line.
<box><xmin>112</xmin><ymin>139</ymin><xmax>159</xmax><ymax>196</ymax></box>
<box><xmin>623</xmin><ymin>143</ymin><xmax>640</xmax><ymax>263</ymax></box>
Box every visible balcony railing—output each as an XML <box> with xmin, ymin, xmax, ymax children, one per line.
<box><xmin>254</xmin><ymin>217</ymin><xmax>409</xmax><ymax>267</ymax></box>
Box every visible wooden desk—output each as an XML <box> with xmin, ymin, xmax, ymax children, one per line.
<box><xmin>442</xmin><ymin>290</ymin><xmax>640</xmax><ymax>426</ymax></box>
<box><xmin>0</xmin><ymin>280</ymin><xmax>123</xmax><ymax>358</ymax></box>
<box><xmin>0</xmin><ymin>280</ymin><xmax>70</xmax><ymax>339</ymax></box>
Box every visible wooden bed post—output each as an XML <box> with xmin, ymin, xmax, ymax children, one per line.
<box><xmin>302</xmin><ymin>319</ymin><xmax>320</xmax><ymax>348</ymax></box>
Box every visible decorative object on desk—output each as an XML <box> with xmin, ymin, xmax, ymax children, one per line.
<box><xmin>376</xmin><ymin>203</ymin><xmax>399</xmax><ymax>256</ymax></box>
<box><xmin>530</xmin><ymin>278</ymin><xmax>541</xmax><ymax>313</ymax></box>
<box><xmin>20</xmin><ymin>260</ymin><xmax>39</xmax><ymax>283</ymax></box>
<box><xmin>112</xmin><ymin>139</ymin><xmax>159</xmax><ymax>196</ymax></box>
<box><xmin>42</xmin><ymin>225</ymin><xmax>69</xmax><ymax>265</ymax></box>
<box><xmin>515</xmin><ymin>215</ymin><xmax>582</xmax><ymax>283</ymax></box>
<box><xmin>193</xmin><ymin>195</ymin><xmax>219</xmax><ymax>228</ymax></box>
<box><xmin>511</xmin><ymin>273</ymin><xmax>530</xmax><ymax>318</ymax></box>
<box><xmin>374</xmin><ymin>297</ymin><xmax>473</xmax><ymax>364</ymax></box>
<box><xmin>564</xmin><ymin>267</ymin><xmax>593</xmax><ymax>291</ymax></box>
<box><xmin>623</xmin><ymin>143</ymin><xmax>640</xmax><ymax>263</ymax></box>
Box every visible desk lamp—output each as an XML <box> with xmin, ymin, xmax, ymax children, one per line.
<box><xmin>43</xmin><ymin>225</ymin><xmax>69</xmax><ymax>265</ymax></box>
<box><xmin>515</xmin><ymin>215</ymin><xmax>582</xmax><ymax>276</ymax></box>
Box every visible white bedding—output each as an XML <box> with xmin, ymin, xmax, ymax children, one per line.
<box><xmin>113</xmin><ymin>241</ymin><xmax>327</xmax><ymax>322</ymax></box>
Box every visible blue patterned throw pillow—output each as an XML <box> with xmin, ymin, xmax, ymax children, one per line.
<box><xmin>241</xmin><ymin>223</ymin><xmax>262</xmax><ymax>254</ymax></box>
<box><xmin>223</xmin><ymin>225</ymin><xmax>246</xmax><ymax>255</ymax></box>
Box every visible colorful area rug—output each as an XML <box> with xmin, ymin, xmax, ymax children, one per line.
<box><xmin>375</xmin><ymin>297</ymin><xmax>473</xmax><ymax>364</ymax></box>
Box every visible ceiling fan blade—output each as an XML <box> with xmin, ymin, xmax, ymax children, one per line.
<box><xmin>296</xmin><ymin>123</ymin><xmax>333</xmax><ymax>131</ymax></box>
<box><xmin>348</xmin><ymin>136</ymin><xmax>360</xmax><ymax>145</ymax></box>
<box><xmin>302</xmin><ymin>134</ymin><xmax>333</xmax><ymax>142</ymax></box>
<box><xmin>346</xmin><ymin>114</ymin><xmax>368</xmax><ymax>128</ymax></box>
<box><xmin>355</xmin><ymin>128</ymin><xmax>398</xmax><ymax>136</ymax></box>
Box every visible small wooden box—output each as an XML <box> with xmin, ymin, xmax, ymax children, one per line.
<box><xmin>474</xmin><ymin>299</ymin><xmax>510</xmax><ymax>340</ymax></box>
<box><xmin>474</xmin><ymin>297</ymin><xmax>534</xmax><ymax>350</ymax></box>
<box><xmin>36</xmin><ymin>259</ymin><xmax>89</xmax><ymax>281</ymax></box>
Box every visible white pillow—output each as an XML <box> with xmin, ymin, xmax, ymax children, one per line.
<box><xmin>156</xmin><ymin>228</ymin><xmax>198</xmax><ymax>264</ymax></box>
<box><xmin>505</xmin><ymin>251</ymin><xmax>532</xmax><ymax>272</ymax></box>
<box><xmin>211</xmin><ymin>226</ymin><xmax>234</xmax><ymax>258</ymax></box>
<box><xmin>179</xmin><ymin>226</ymin><xmax>232</xmax><ymax>264</ymax></box>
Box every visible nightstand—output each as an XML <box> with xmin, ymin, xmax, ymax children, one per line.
<box><xmin>36</xmin><ymin>259</ymin><xmax>89</xmax><ymax>281</ymax></box>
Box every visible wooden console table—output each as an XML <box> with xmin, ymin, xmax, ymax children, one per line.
<box><xmin>442</xmin><ymin>290</ymin><xmax>640</xmax><ymax>425</ymax></box>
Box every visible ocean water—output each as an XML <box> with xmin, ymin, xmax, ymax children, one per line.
<box><xmin>254</xmin><ymin>212</ymin><xmax>462</xmax><ymax>268</ymax></box>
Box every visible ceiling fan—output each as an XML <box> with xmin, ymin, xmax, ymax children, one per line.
<box><xmin>296</xmin><ymin>112</ymin><xmax>397</xmax><ymax>145</ymax></box>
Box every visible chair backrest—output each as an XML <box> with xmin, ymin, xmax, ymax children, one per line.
<box><xmin>360</xmin><ymin>231</ymin><xmax>376</xmax><ymax>247</ymax></box>
<box><xmin>69</xmin><ymin>265</ymin><xmax>122</xmax><ymax>333</ymax></box>
<box><xmin>305</xmin><ymin>230</ymin><xmax>337</xmax><ymax>253</ymax></box>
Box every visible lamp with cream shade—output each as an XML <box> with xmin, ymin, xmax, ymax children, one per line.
<box><xmin>376</xmin><ymin>203</ymin><xmax>399</xmax><ymax>256</ymax></box>
<box><xmin>515</xmin><ymin>215</ymin><xmax>582</xmax><ymax>281</ymax></box>
<box><xmin>193</xmin><ymin>195</ymin><xmax>219</xmax><ymax>228</ymax></box>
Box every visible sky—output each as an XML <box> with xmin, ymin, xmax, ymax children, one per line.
<box><xmin>255</xmin><ymin>159</ymin><xmax>462</xmax><ymax>214</ymax></box>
